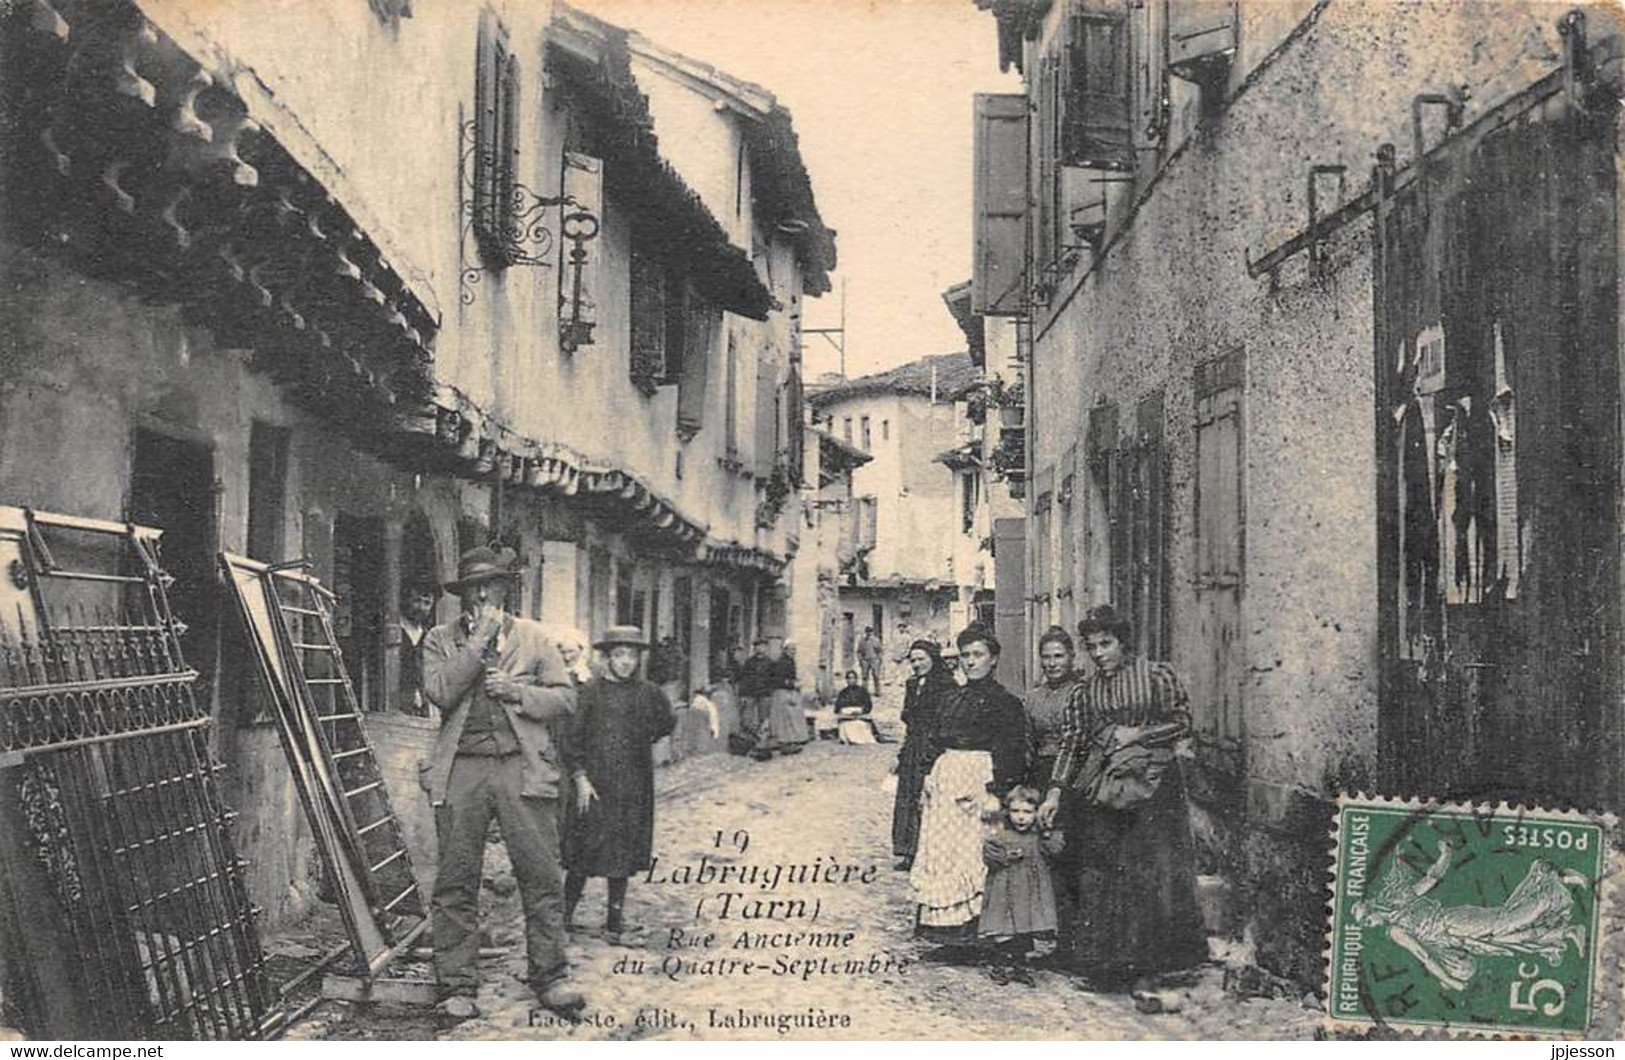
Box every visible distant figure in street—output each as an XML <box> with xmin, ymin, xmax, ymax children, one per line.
<box><xmin>563</xmin><ymin>626</ymin><xmax>676</xmax><ymax>944</ymax></box>
<box><xmin>646</xmin><ymin>634</ymin><xmax>688</xmax><ymax>705</ymax></box>
<box><xmin>755</xmin><ymin>638</ymin><xmax>809</xmax><ymax>759</ymax></box>
<box><xmin>940</xmin><ymin>642</ymin><xmax>967</xmax><ymax>686</ymax></box>
<box><xmin>857</xmin><ymin>627</ymin><xmax>884</xmax><ymax>695</ymax></box>
<box><xmin>910</xmin><ymin>625</ymin><xmax>1026</xmax><ymax>946</ymax></box>
<box><xmin>548</xmin><ymin>627</ymin><xmax>594</xmax><ymax>687</ymax></box>
<box><xmin>736</xmin><ymin>637</ymin><xmax>774</xmax><ymax>757</ymax></box>
<box><xmin>420</xmin><ymin>546</ymin><xmax>581</xmax><ymax>1020</ymax></box>
<box><xmin>398</xmin><ymin>583</ymin><xmax>437</xmax><ymax>716</ymax></box>
<box><xmin>891</xmin><ymin>640</ymin><xmax>953</xmax><ymax>869</ymax></box>
<box><xmin>979</xmin><ymin>786</ymin><xmax>1061</xmax><ymax>986</ymax></box>
<box><xmin>834</xmin><ymin>670</ymin><xmax>877</xmax><ymax>744</ymax></box>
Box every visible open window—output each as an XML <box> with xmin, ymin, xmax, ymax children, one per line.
<box><xmin>1060</xmin><ymin>5</ymin><xmax>1133</xmax><ymax>171</ymax></box>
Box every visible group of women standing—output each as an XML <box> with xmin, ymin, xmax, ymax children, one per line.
<box><xmin>890</xmin><ymin>606</ymin><xmax>1207</xmax><ymax>990</ymax></box>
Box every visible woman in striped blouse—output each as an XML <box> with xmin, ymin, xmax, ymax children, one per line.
<box><xmin>1038</xmin><ymin>605</ymin><xmax>1206</xmax><ymax>989</ymax></box>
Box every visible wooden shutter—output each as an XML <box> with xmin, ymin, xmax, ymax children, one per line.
<box><xmin>860</xmin><ymin>497</ymin><xmax>878</xmax><ymax>551</ymax></box>
<box><xmin>1168</xmin><ymin>0</ymin><xmax>1238</xmax><ymax>80</ymax></box>
<box><xmin>993</xmin><ymin>516</ymin><xmax>1027</xmax><ymax>689</ymax></box>
<box><xmin>724</xmin><ymin>334</ymin><xmax>740</xmax><ymax>460</ymax></box>
<box><xmin>785</xmin><ymin>367</ymin><xmax>805</xmax><ymax>486</ymax></box>
<box><xmin>661</xmin><ymin>269</ymin><xmax>688</xmax><ymax>384</ymax></box>
<box><xmin>755</xmin><ymin>359</ymin><xmax>780</xmax><ymax>478</ymax></box>
<box><xmin>676</xmin><ymin>300</ymin><xmax>714</xmax><ymax>440</ymax></box>
<box><xmin>629</xmin><ymin>240</ymin><xmax>666</xmax><ymax>391</ymax></box>
<box><xmin>473</xmin><ymin>15</ymin><xmax>498</xmax><ymax>253</ymax></box>
<box><xmin>1062</xmin><ymin>7</ymin><xmax>1133</xmax><ymax>170</ymax></box>
<box><xmin>500</xmin><ymin>50</ymin><xmax>519</xmax><ymax>233</ymax></box>
<box><xmin>473</xmin><ymin>14</ymin><xmax>517</xmax><ymax>263</ymax></box>
<box><xmin>1195</xmin><ymin>351</ymin><xmax>1244</xmax><ymax>586</ymax></box>
<box><xmin>559</xmin><ymin>152</ymin><xmax>603</xmax><ymax>337</ymax></box>
<box><xmin>1133</xmin><ymin>389</ymin><xmax>1167</xmax><ymax>658</ymax></box>
<box><xmin>972</xmin><ymin>93</ymin><xmax>1029</xmax><ymax>316</ymax></box>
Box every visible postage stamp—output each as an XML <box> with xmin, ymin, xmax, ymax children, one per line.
<box><xmin>1326</xmin><ymin>795</ymin><xmax>1618</xmax><ymax>1038</ymax></box>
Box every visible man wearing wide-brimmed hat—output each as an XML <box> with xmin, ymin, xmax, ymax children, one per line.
<box><xmin>420</xmin><ymin>545</ymin><xmax>581</xmax><ymax>1020</ymax></box>
<box><xmin>561</xmin><ymin>625</ymin><xmax>675</xmax><ymax>943</ymax></box>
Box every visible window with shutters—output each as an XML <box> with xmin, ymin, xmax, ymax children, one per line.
<box><xmin>961</xmin><ymin>472</ymin><xmax>979</xmax><ymax>534</ymax></box>
<box><xmin>629</xmin><ymin>240</ymin><xmax>667</xmax><ymax>394</ymax></box>
<box><xmin>1086</xmin><ymin>396</ymin><xmax>1167</xmax><ymax>657</ymax></box>
<box><xmin>861</xmin><ymin>416</ymin><xmax>872</xmax><ymax>452</ymax></box>
<box><xmin>1060</xmin><ymin>4</ymin><xmax>1133</xmax><ymax>170</ymax></box>
<box><xmin>472</xmin><ymin>11</ymin><xmax>519</xmax><ymax>266</ymax></box>
<box><xmin>856</xmin><ymin>496</ymin><xmax>878</xmax><ymax>552</ymax></box>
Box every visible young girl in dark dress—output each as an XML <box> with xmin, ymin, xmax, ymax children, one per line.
<box><xmin>563</xmin><ymin>626</ymin><xmax>676</xmax><ymax>942</ymax></box>
<box><xmin>979</xmin><ymin>786</ymin><xmax>1061</xmax><ymax>985</ymax></box>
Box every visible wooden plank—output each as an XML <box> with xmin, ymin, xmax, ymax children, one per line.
<box><xmin>320</xmin><ymin>975</ymin><xmax>438</xmax><ymax>1006</ymax></box>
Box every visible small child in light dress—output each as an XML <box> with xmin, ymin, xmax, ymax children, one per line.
<box><xmin>979</xmin><ymin>785</ymin><xmax>1062</xmax><ymax>985</ymax></box>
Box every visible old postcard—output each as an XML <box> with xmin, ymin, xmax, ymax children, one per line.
<box><xmin>1</xmin><ymin>0</ymin><xmax>1622</xmax><ymax>1043</ymax></box>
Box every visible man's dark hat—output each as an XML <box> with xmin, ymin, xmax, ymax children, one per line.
<box><xmin>443</xmin><ymin>545</ymin><xmax>522</xmax><ymax>594</ymax></box>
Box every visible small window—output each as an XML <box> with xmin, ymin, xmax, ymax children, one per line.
<box><xmin>882</xmin><ymin>419</ymin><xmax>890</xmax><ymax>441</ymax></box>
<box><xmin>861</xmin><ymin>416</ymin><xmax>872</xmax><ymax>451</ymax></box>
<box><xmin>843</xmin><ymin>417</ymin><xmax>853</xmax><ymax>444</ymax></box>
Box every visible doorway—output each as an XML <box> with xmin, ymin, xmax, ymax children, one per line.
<box><xmin>128</xmin><ymin>428</ymin><xmax>217</xmax><ymax>702</ymax></box>
<box><xmin>333</xmin><ymin>514</ymin><xmax>386</xmax><ymax>712</ymax></box>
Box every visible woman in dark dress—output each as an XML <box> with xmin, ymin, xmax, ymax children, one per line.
<box><xmin>1039</xmin><ymin>605</ymin><xmax>1206</xmax><ymax>989</ymax></box>
<box><xmin>890</xmin><ymin>639</ymin><xmax>952</xmax><ymax>869</ymax></box>
<box><xmin>909</xmin><ymin>626</ymin><xmax>1027</xmax><ymax>944</ymax></box>
<box><xmin>563</xmin><ymin>625</ymin><xmax>676</xmax><ymax>941</ymax></box>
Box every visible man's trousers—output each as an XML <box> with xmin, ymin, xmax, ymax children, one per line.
<box><xmin>432</xmin><ymin>753</ymin><xmax>566</xmax><ymax>994</ymax></box>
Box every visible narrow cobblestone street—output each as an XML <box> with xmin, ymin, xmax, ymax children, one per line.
<box><xmin>289</xmin><ymin>682</ymin><xmax>1321</xmax><ymax>1041</ymax></box>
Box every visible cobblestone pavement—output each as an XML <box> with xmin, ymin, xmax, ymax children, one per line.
<box><xmin>293</xmin><ymin>678</ymin><xmax>1322</xmax><ymax>1041</ymax></box>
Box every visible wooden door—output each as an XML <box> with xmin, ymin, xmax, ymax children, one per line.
<box><xmin>1374</xmin><ymin>92</ymin><xmax>1620</xmax><ymax>806</ymax></box>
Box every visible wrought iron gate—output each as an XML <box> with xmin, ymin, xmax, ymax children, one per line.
<box><xmin>0</xmin><ymin>509</ymin><xmax>272</xmax><ymax>1039</ymax></box>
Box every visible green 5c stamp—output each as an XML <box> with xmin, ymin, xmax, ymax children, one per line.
<box><xmin>1327</xmin><ymin>796</ymin><xmax>1615</xmax><ymax>1037</ymax></box>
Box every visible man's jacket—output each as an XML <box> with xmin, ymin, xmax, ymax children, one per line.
<box><xmin>737</xmin><ymin>654</ymin><xmax>775</xmax><ymax>698</ymax></box>
<box><xmin>419</xmin><ymin>615</ymin><xmax>576</xmax><ymax>804</ymax></box>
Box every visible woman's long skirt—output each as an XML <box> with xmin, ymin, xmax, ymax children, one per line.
<box><xmin>760</xmin><ymin>688</ymin><xmax>809</xmax><ymax>749</ymax></box>
<box><xmin>891</xmin><ymin>731</ymin><xmax>933</xmax><ymax>860</ymax></box>
<box><xmin>910</xmin><ymin>749</ymin><xmax>993</xmax><ymax>939</ymax></box>
<box><xmin>1064</xmin><ymin>768</ymin><xmax>1207</xmax><ymax>984</ymax></box>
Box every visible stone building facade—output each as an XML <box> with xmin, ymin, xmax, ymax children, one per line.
<box><xmin>808</xmin><ymin>353</ymin><xmax>983</xmax><ymax>673</ymax></box>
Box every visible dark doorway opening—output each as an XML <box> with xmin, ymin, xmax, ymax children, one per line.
<box><xmin>334</xmin><ymin>514</ymin><xmax>386</xmax><ymax>712</ymax></box>
<box><xmin>128</xmin><ymin>428</ymin><xmax>217</xmax><ymax>707</ymax></box>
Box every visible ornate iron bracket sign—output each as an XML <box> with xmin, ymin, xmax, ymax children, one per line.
<box><xmin>558</xmin><ymin>208</ymin><xmax>600</xmax><ymax>353</ymax></box>
<box><xmin>458</xmin><ymin>119</ymin><xmax>597</xmax><ymax>306</ymax></box>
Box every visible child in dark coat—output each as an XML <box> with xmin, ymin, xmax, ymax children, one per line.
<box><xmin>979</xmin><ymin>786</ymin><xmax>1062</xmax><ymax>985</ymax></box>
